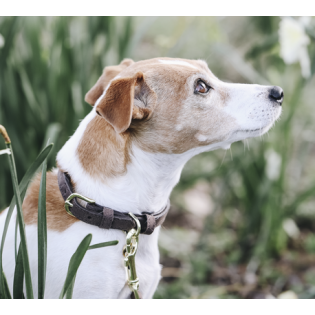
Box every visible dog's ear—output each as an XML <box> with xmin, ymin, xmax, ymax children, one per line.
<box><xmin>85</xmin><ymin>58</ymin><xmax>135</xmax><ymax>106</ymax></box>
<box><xmin>95</xmin><ymin>71</ymin><xmax>154</xmax><ymax>134</ymax></box>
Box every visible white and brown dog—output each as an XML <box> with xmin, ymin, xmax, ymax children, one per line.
<box><xmin>0</xmin><ymin>57</ymin><xmax>283</xmax><ymax>298</ymax></box>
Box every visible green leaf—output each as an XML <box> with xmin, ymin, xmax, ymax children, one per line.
<box><xmin>0</xmin><ymin>269</ymin><xmax>12</xmax><ymax>299</ymax></box>
<box><xmin>65</xmin><ymin>274</ymin><xmax>76</xmax><ymax>299</ymax></box>
<box><xmin>37</xmin><ymin>159</ymin><xmax>47</xmax><ymax>299</ymax></box>
<box><xmin>59</xmin><ymin>234</ymin><xmax>92</xmax><ymax>299</ymax></box>
<box><xmin>88</xmin><ymin>240</ymin><xmax>119</xmax><ymax>250</ymax></box>
<box><xmin>6</xmin><ymin>142</ymin><xmax>34</xmax><ymax>298</ymax></box>
<box><xmin>0</xmin><ymin>144</ymin><xmax>53</xmax><ymax>298</ymax></box>
<box><xmin>14</xmin><ymin>216</ymin><xmax>18</xmax><ymax>262</ymax></box>
<box><xmin>13</xmin><ymin>244</ymin><xmax>25</xmax><ymax>299</ymax></box>
<box><xmin>286</xmin><ymin>181</ymin><xmax>315</xmax><ymax>216</ymax></box>
<box><xmin>41</xmin><ymin>123</ymin><xmax>61</xmax><ymax>151</ymax></box>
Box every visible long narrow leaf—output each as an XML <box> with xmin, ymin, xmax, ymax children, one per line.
<box><xmin>37</xmin><ymin>160</ymin><xmax>47</xmax><ymax>299</ymax></box>
<box><xmin>0</xmin><ymin>143</ymin><xmax>53</xmax><ymax>298</ymax></box>
<box><xmin>13</xmin><ymin>244</ymin><xmax>25</xmax><ymax>299</ymax></box>
<box><xmin>6</xmin><ymin>142</ymin><xmax>34</xmax><ymax>299</ymax></box>
<box><xmin>286</xmin><ymin>181</ymin><xmax>315</xmax><ymax>216</ymax></box>
<box><xmin>0</xmin><ymin>269</ymin><xmax>12</xmax><ymax>299</ymax></box>
<box><xmin>65</xmin><ymin>274</ymin><xmax>76</xmax><ymax>299</ymax></box>
<box><xmin>59</xmin><ymin>234</ymin><xmax>92</xmax><ymax>299</ymax></box>
<box><xmin>88</xmin><ymin>240</ymin><xmax>118</xmax><ymax>250</ymax></box>
<box><xmin>14</xmin><ymin>216</ymin><xmax>18</xmax><ymax>262</ymax></box>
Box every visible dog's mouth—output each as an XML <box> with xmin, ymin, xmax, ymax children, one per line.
<box><xmin>232</xmin><ymin>124</ymin><xmax>272</xmax><ymax>139</ymax></box>
<box><xmin>240</xmin><ymin>128</ymin><xmax>261</xmax><ymax>133</ymax></box>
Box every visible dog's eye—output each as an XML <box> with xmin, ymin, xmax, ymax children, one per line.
<box><xmin>195</xmin><ymin>80</ymin><xmax>210</xmax><ymax>94</ymax></box>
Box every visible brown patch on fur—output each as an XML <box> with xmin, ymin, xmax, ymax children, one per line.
<box><xmin>96</xmin><ymin>72</ymin><xmax>151</xmax><ymax>134</ymax></box>
<box><xmin>78</xmin><ymin>68</ymin><xmax>157</xmax><ymax>180</ymax></box>
<box><xmin>85</xmin><ymin>58</ymin><xmax>135</xmax><ymax>106</ymax></box>
<box><xmin>77</xmin><ymin>116</ymin><xmax>132</xmax><ymax>180</ymax></box>
<box><xmin>23</xmin><ymin>171</ymin><xmax>78</xmax><ymax>231</ymax></box>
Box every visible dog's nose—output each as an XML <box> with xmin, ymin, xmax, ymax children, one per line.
<box><xmin>269</xmin><ymin>86</ymin><xmax>284</xmax><ymax>105</ymax></box>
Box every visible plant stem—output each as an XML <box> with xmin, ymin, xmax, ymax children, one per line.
<box><xmin>0</xmin><ymin>125</ymin><xmax>11</xmax><ymax>144</ymax></box>
<box><xmin>38</xmin><ymin>160</ymin><xmax>47</xmax><ymax>299</ymax></box>
<box><xmin>0</xmin><ymin>125</ymin><xmax>34</xmax><ymax>299</ymax></box>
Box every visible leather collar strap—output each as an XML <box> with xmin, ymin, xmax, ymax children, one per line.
<box><xmin>57</xmin><ymin>170</ymin><xmax>170</xmax><ymax>235</ymax></box>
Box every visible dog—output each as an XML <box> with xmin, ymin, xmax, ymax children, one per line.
<box><xmin>0</xmin><ymin>57</ymin><xmax>283</xmax><ymax>298</ymax></box>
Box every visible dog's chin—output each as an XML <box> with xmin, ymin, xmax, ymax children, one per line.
<box><xmin>231</xmin><ymin>122</ymin><xmax>275</xmax><ymax>141</ymax></box>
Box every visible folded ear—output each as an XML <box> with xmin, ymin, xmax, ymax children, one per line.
<box><xmin>85</xmin><ymin>58</ymin><xmax>135</xmax><ymax>106</ymax></box>
<box><xmin>95</xmin><ymin>72</ymin><xmax>154</xmax><ymax>134</ymax></box>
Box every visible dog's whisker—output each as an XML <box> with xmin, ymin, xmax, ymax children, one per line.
<box><xmin>220</xmin><ymin>149</ymin><xmax>227</xmax><ymax>168</ymax></box>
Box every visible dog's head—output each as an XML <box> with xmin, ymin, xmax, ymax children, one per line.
<box><xmin>85</xmin><ymin>57</ymin><xmax>283</xmax><ymax>156</ymax></box>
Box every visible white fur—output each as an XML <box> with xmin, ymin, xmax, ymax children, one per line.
<box><xmin>159</xmin><ymin>59</ymin><xmax>197</xmax><ymax>69</ymax></box>
<box><xmin>196</xmin><ymin>134</ymin><xmax>207</xmax><ymax>142</ymax></box>
<box><xmin>175</xmin><ymin>124</ymin><xmax>183</xmax><ymax>131</ymax></box>
<box><xmin>222</xmin><ymin>83</ymin><xmax>282</xmax><ymax>140</ymax></box>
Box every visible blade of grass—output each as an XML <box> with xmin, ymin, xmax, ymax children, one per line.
<box><xmin>1</xmin><ymin>125</ymin><xmax>34</xmax><ymax>298</ymax></box>
<box><xmin>0</xmin><ymin>142</ymin><xmax>53</xmax><ymax>298</ymax></box>
<box><xmin>88</xmin><ymin>240</ymin><xmax>118</xmax><ymax>250</ymax></box>
<box><xmin>14</xmin><ymin>216</ymin><xmax>18</xmax><ymax>262</ymax></box>
<box><xmin>37</xmin><ymin>159</ymin><xmax>47</xmax><ymax>299</ymax></box>
<box><xmin>41</xmin><ymin>123</ymin><xmax>61</xmax><ymax>151</ymax></box>
<box><xmin>59</xmin><ymin>234</ymin><xmax>92</xmax><ymax>299</ymax></box>
<box><xmin>65</xmin><ymin>274</ymin><xmax>76</xmax><ymax>299</ymax></box>
<box><xmin>7</xmin><ymin>133</ymin><xmax>19</xmax><ymax>263</ymax></box>
<box><xmin>0</xmin><ymin>269</ymin><xmax>11</xmax><ymax>299</ymax></box>
<box><xmin>5</xmin><ymin>145</ymin><xmax>33</xmax><ymax>298</ymax></box>
<box><xmin>285</xmin><ymin>181</ymin><xmax>315</xmax><ymax>216</ymax></box>
<box><xmin>13</xmin><ymin>244</ymin><xmax>25</xmax><ymax>299</ymax></box>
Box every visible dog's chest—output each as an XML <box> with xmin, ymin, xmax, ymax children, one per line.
<box><xmin>44</xmin><ymin>222</ymin><xmax>162</xmax><ymax>298</ymax></box>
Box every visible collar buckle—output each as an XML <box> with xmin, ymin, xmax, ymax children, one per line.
<box><xmin>64</xmin><ymin>193</ymin><xmax>95</xmax><ymax>217</ymax></box>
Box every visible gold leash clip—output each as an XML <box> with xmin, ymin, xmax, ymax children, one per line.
<box><xmin>123</xmin><ymin>212</ymin><xmax>141</xmax><ymax>299</ymax></box>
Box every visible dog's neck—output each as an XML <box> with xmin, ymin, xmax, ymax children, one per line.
<box><xmin>57</xmin><ymin>109</ymin><xmax>205</xmax><ymax>215</ymax></box>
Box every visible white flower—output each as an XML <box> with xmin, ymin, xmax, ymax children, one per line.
<box><xmin>279</xmin><ymin>17</ymin><xmax>311</xmax><ymax>79</ymax></box>
<box><xmin>265</xmin><ymin>148</ymin><xmax>281</xmax><ymax>181</ymax></box>
<box><xmin>0</xmin><ymin>148</ymin><xmax>11</xmax><ymax>155</ymax></box>
<box><xmin>277</xmin><ymin>290</ymin><xmax>298</xmax><ymax>299</ymax></box>
<box><xmin>282</xmin><ymin>218</ymin><xmax>300</xmax><ymax>239</ymax></box>
<box><xmin>0</xmin><ymin>33</ymin><xmax>5</xmax><ymax>49</ymax></box>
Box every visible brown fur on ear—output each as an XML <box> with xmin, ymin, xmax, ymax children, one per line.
<box><xmin>85</xmin><ymin>58</ymin><xmax>135</xmax><ymax>106</ymax></box>
<box><xmin>95</xmin><ymin>72</ymin><xmax>152</xmax><ymax>134</ymax></box>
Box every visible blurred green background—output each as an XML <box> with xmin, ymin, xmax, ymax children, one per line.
<box><xmin>1</xmin><ymin>16</ymin><xmax>315</xmax><ymax>299</ymax></box>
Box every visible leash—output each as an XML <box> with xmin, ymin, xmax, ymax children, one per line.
<box><xmin>57</xmin><ymin>169</ymin><xmax>170</xmax><ymax>298</ymax></box>
<box><xmin>123</xmin><ymin>213</ymin><xmax>141</xmax><ymax>298</ymax></box>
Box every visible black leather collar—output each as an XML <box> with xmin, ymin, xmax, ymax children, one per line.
<box><xmin>57</xmin><ymin>170</ymin><xmax>170</xmax><ymax>235</ymax></box>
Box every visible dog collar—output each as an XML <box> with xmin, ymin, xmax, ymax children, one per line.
<box><xmin>57</xmin><ymin>170</ymin><xmax>170</xmax><ymax>235</ymax></box>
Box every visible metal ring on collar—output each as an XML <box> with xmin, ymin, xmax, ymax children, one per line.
<box><xmin>128</xmin><ymin>212</ymin><xmax>141</xmax><ymax>236</ymax></box>
<box><xmin>64</xmin><ymin>193</ymin><xmax>95</xmax><ymax>217</ymax></box>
